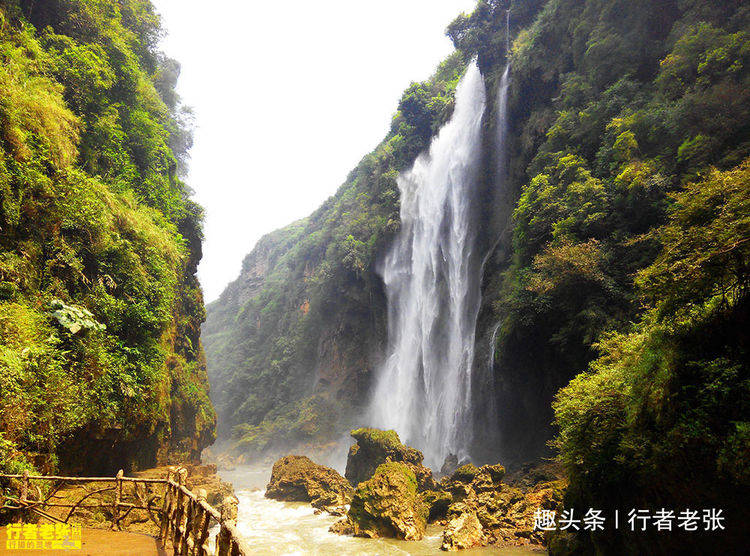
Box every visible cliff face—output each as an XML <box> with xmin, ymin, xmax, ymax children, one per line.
<box><xmin>0</xmin><ymin>0</ymin><xmax>215</xmax><ymax>475</ymax></box>
<box><xmin>206</xmin><ymin>5</ymin><xmax>749</xmax><ymax>536</ymax></box>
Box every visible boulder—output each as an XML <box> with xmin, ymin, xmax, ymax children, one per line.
<box><xmin>440</xmin><ymin>453</ymin><xmax>459</xmax><ymax>478</ymax></box>
<box><xmin>346</xmin><ymin>462</ymin><xmax>429</xmax><ymax>540</ymax></box>
<box><xmin>431</xmin><ymin>460</ymin><xmax>566</xmax><ymax>550</ymax></box>
<box><xmin>441</xmin><ymin>511</ymin><xmax>484</xmax><ymax>551</ymax></box>
<box><xmin>265</xmin><ymin>455</ymin><xmax>353</xmax><ymax>509</ymax></box>
<box><xmin>450</xmin><ymin>463</ymin><xmax>481</xmax><ymax>483</ymax></box>
<box><xmin>471</xmin><ymin>464</ymin><xmax>506</xmax><ymax>493</ymax></box>
<box><xmin>345</xmin><ymin>428</ymin><xmax>426</xmax><ymax>487</ymax></box>
<box><xmin>329</xmin><ymin>518</ymin><xmax>354</xmax><ymax>535</ymax></box>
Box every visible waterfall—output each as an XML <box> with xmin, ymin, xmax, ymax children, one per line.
<box><xmin>369</xmin><ymin>61</ymin><xmax>486</xmax><ymax>468</ymax></box>
<box><xmin>479</xmin><ymin>14</ymin><xmax>514</xmax><ymax>455</ymax></box>
<box><xmin>473</xmin><ymin>60</ymin><xmax>512</xmax><ymax>458</ymax></box>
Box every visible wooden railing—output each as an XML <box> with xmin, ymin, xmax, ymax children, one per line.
<box><xmin>0</xmin><ymin>467</ymin><xmax>252</xmax><ymax>556</ymax></box>
<box><xmin>161</xmin><ymin>467</ymin><xmax>252</xmax><ymax>556</ymax></box>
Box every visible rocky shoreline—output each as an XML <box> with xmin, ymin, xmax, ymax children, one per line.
<box><xmin>262</xmin><ymin>428</ymin><xmax>565</xmax><ymax>551</ymax></box>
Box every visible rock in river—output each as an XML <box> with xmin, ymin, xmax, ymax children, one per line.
<box><xmin>345</xmin><ymin>461</ymin><xmax>429</xmax><ymax>540</ymax></box>
<box><xmin>441</xmin><ymin>510</ymin><xmax>484</xmax><ymax>551</ymax></box>
<box><xmin>345</xmin><ymin>427</ymin><xmax>436</xmax><ymax>490</ymax></box>
<box><xmin>265</xmin><ymin>455</ymin><xmax>352</xmax><ymax>510</ymax></box>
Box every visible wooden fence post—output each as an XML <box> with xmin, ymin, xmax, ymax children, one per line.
<box><xmin>195</xmin><ymin>489</ymin><xmax>211</xmax><ymax>556</ymax></box>
<box><xmin>216</xmin><ymin>495</ymin><xmax>238</xmax><ymax>556</ymax></box>
<box><xmin>112</xmin><ymin>469</ymin><xmax>123</xmax><ymax>530</ymax></box>
<box><xmin>20</xmin><ymin>470</ymin><xmax>29</xmax><ymax>505</ymax></box>
<box><xmin>182</xmin><ymin>492</ymin><xmax>194</xmax><ymax>555</ymax></box>
<box><xmin>172</xmin><ymin>467</ymin><xmax>188</xmax><ymax>553</ymax></box>
<box><xmin>0</xmin><ymin>470</ymin><xmax>247</xmax><ymax>553</ymax></box>
<box><xmin>159</xmin><ymin>467</ymin><xmax>175</xmax><ymax>541</ymax></box>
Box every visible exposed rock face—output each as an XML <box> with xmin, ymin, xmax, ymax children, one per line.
<box><xmin>333</xmin><ymin>447</ymin><xmax>563</xmax><ymax>549</ymax></box>
<box><xmin>442</xmin><ymin>511</ymin><xmax>484</xmax><ymax>551</ymax></box>
<box><xmin>434</xmin><ymin>462</ymin><xmax>564</xmax><ymax>548</ymax></box>
<box><xmin>450</xmin><ymin>463</ymin><xmax>481</xmax><ymax>483</ymax></box>
<box><xmin>347</xmin><ymin>462</ymin><xmax>429</xmax><ymax>540</ymax></box>
<box><xmin>265</xmin><ymin>455</ymin><xmax>353</xmax><ymax>510</ymax></box>
<box><xmin>345</xmin><ymin>428</ymin><xmax>434</xmax><ymax>489</ymax></box>
<box><xmin>440</xmin><ymin>453</ymin><xmax>459</xmax><ymax>478</ymax></box>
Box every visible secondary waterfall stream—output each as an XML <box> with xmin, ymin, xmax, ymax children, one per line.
<box><xmin>483</xmin><ymin>53</ymin><xmax>512</xmax><ymax>444</ymax></box>
<box><xmin>369</xmin><ymin>61</ymin><xmax>487</xmax><ymax>468</ymax></box>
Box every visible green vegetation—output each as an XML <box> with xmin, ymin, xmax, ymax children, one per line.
<box><xmin>347</xmin><ymin>461</ymin><xmax>429</xmax><ymax>540</ymax></box>
<box><xmin>552</xmin><ymin>161</ymin><xmax>749</xmax><ymax>552</ymax></box>
<box><xmin>350</xmin><ymin>428</ymin><xmax>403</xmax><ymax>452</ymax></box>
<box><xmin>0</xmin><ymin>0</ymin><xmax>214</xmax><ymax>475</ymax></box>
<box><xmin>204</xmin><ymin>1</ymin><xmax>748</xmax><ymax>550</ymax></box>
<box><xmin>463</xmin><ymin>0</ymin><xmax>749</xmax><ymax>552</ymax></box>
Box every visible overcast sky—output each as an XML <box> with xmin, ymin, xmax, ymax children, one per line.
<box><xmin>153</xmin><ymin>0</ymin><xmax>478</xmax><ymax>301</ymax></box>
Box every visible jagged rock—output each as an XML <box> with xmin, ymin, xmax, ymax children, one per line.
<box><xmin>440</xmin><ymin>453</ymin><xmax>459</xmax><ymax>478</ymax></box>
<box><xmin>219</xmin><ymin>495</ymin><xmax>239</xmax><ymax>522</ymax></box>
<box><xmin>329</xmin><ymin>517</ymin><xmax>354</xmax><ymax>535</ymax></box>
<box><xmin>407</xmin><ymin>460</ymin><xmax>438</xmax><ymax>491</ymax></box>
<box><xmin>446</xmin><ymin>481</ymin><xmax>475</xmax><ymax>502</ymax></box>
<box><xmin>344</xmin><ymin>427</ymin><xmax>437</xmax><ymax>492</ymax></box>
<box><xmin>265</xmin><ymin>455</ymin><xmax>353</xmax><ymax>509</ymax></box>
<box><xmin>345</xmin><ymin>462</ymin><xmax>429</xmax><ymax>540</ymax></box>
<box><xmin>430</xmin><ymin>461</ymin><xmax>566</xmax><ymax>550</ymax></box>
<box><xmin>441</xmin><ymin>511</ymin><xmax>484</xmax><ymax>551</ymax></box>
<box><xmin>345</xmin><ymin>428</ymin><xmax>425</xmax><ymax>486</ymax></box>
<box><xmin>421</xmin><ymin>490</ymin><xmax>452</xmax><ymax>521</ymax></box>
<box><xmin>471</xmin><ymin>464</ymin><xmax>506</xmax><ymax>493</ymax></box>
<box><xmin>327</xmin><ymin>506</ymin><xmax>348</xmax><ymax>517</ymax></box>
<box><xmin>451</xmin><ymin>463</ymin><xmax>481</xmax><ymax>483</ymax></box>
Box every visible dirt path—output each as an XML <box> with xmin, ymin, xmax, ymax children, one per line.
<box><xmin>0</xmin><ymin>527</ymin><xmax>170</xmax><ymax>555</ymax></box>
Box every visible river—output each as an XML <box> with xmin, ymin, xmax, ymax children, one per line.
<box><xmin>216</xmin><ymin>466</ymin><xmax>546</xmax><ymax>556</ymax></box>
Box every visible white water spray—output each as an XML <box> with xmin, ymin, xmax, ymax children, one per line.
<box><xmin>369</xmin><ymin>62</ymin><xmax>487</xmax><ymax>468</ymax></box>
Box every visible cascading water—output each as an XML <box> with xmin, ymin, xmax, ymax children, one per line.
<box><xmin>481</xmin><ymin>10</ymin><xmax>513</xmax><ymax>453</ymax></box>
<box><xmin>368</xmin><ymin>62</ymin><xmax>486</xmax><ymax>468</ymax></box>
<box><xmin>487</xmin><ymin>12</ymin><xmax>512</xmax><ymax>381</ymax></box>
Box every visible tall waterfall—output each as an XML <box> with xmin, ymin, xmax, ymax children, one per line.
<box><xmin>369</xmin><ymin>62</ymin><xmax>486</xmax><ymax>468</ymax></box>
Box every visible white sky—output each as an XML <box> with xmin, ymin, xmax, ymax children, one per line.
<box><xmin>153</xmin><ymin>0</ymin><xmax>478</xmax><ymax>301</ymax></box>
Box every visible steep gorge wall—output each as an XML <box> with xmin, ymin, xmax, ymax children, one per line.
<box><xmin>472</xmin><ymin>0</ymin><xmax>750</xmax><ymax>465</ymax></box>
<box><xmin>0</xmin><ymin>0</ymin><xmax>215</xmax><ymax>475</ymax></box>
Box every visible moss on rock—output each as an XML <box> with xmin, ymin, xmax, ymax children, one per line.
<box><xmin>265</xmin><ymin>455</ymin><xmax>353</xmax><ymax>509</ymax></box>
<box><xmin>441</xmin><ymin>511</ymin><xmax>484</xmax><ymax>551</ymax></box>
<box><xmin>451</xmin><ymin>463</ymin><xmax>481</xmax><ymax>483</ymax></box>
<box><xmin>345</xmin><ymin>427</ymin><xmax>429</xmax><ymax>487</ymax></box>
<box><xmin>346</xmin><ymin>461</ymin><xmax>429</xmax><ymax>540</ymax></box>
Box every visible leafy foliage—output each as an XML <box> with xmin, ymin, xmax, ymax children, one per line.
<box><xmin>440</xmin><ymin>0</ymin><xmax>750</xmax><ymax>549</ymax></box>
<box><xmin>48</xmin><ymin>299</ymin><xmax>106</xmax><ymax>334</ymax></box>
<box><xmin>0</xmin><ymin>0</ymin><xmax>214</xmax><ymax>475</ymax></box>
<box><xmin>553</xmin><ymin>161</ymin><xmax>750</xmax><ymax>553</ymax></box>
